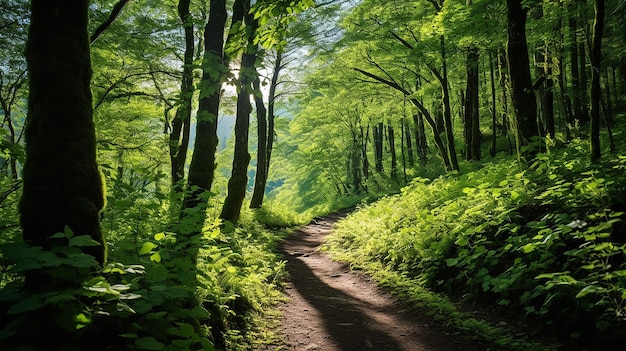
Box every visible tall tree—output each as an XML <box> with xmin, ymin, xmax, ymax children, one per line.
<box><xmin>183</xmin><ymin>0</ymin><xmax>227</xmax><ymax>212</ymax></box>
<box><xmin>506</xmin><ymin>0</ymin><xmax>539</xmax><ymax>150</ymax></box>
<box><xmin>590</xmin><ymin>0</ymin><xmax>605</xmax><ymax>162</ymax></box>
<box><xmin>250</xmin><ymin>76</ymin><xmax>268</xmax><ymax>209</ymax></box>
<box><xmin>169</xmin><ymin>0</ymin><xmax>194</xmax><ymax>194</ymax></box>
<box><xmin>20</xmin><ymin>0</ymin><xmax>106</xmax><ymax>281</ymax></box>
<box><xmin>464</xmin><ymin>46</ymin><xmax>481</xmax><ymax>161</ymax></box>
<box><xmin>221</xmin><ymin>0</ymin><xmax>257</xmax><ymax>224</ymax></box>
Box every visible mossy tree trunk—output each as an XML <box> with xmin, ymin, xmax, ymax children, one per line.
<box><xmin>183</xmin><ymin>0</ymin><xmax>227</xmax><ymax>214</ymax></box>
<box><xmin>220</xmin><ymin>0</ymin><xmax>256</xmax><ymax>224</ymax></box>
<box><xmin>506</xmin><ymin>0</ymin><xmax>538</xmax><ymax>149</ymax></box>
<box><xmin>21</xmin><ymin>0</ymin><xmax>106</xmax><ymax>277</ymax></box>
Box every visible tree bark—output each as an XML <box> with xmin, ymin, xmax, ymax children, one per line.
<box><xmin>506</xmin><ymin>0</ymin><xmax>538</xmax><ymax>150</ymax></box>
<box><xmin>439</xmin><ymin>36</ymin><xmax>459</xmax><ymax>170</ymax></box>
<box><xmin>361</xmin><ymin>123</ymin><xmax>370</xmax><ymax>182</ymax></box>
<box><xmin>413</xmin><ymin>113</ymin><xmax>428</xmax><ymax>165</ymax></box>
<box><xmin>221</xmin><ymin>1</ymin><xmax>256</xmax><ymax>224</ymax></box>
<box><xmin>266</xmin><ymin>51</ymin><xmax>281</xmax><ymax>181</ymax></box>
<box><xmin>404</xmin><ymin>117</ymin><xmax>414</xmax><ymax>167</ymax></box>
<box><xmin>184</xmin><ymin>0</ymin><xmax>227</xmax><ymax>212</ymax></box>
<box><xmin>590</xmin><ymin>0</ymin><xmax>604</xmax><ymax>162</ymax></box>
<box><xmin>373</xmin><ymin>122</ymin><xmax>384</xmax><ymax>173</ymax></box>
<box><xmin>489</xmin><ymin>51</ymin><xmax>497</xmax><ymax>157</ymax></box>
<box><xmin>388</xmin><ymin>125</ymin><xmax>397</xmax><ymax>181</ymax></box>
<box><xmin>21</xmin><ymin>0</ymin><xmax>106</xmax><ymax>269</ymax></box>
<box><xmin>250</xmin><ymin>76</ymin><xmax>268</xmax><ymax>209</ymax></box>
<box><xmin>170</xmin><ymin>0</ymin><xmax>193</xmax><ymax>194</ymax></box>
<box><xmin>543</xmin><ymin>47</ymin><xmax>555</xmax><ymax>137</ymax></box>
<box><xmin>464</xmin><ymin>47</ymin><xmax>480</xmax><ymax>161</ymax></box>
<box><xmin>498</xmin><ymin>49</ymin><xmax>514</xmax><ymax>154</ymax></box>
<box><xmin>568</xmin><ymin>4</ymin><xmax>584</xmax><ymax>126</ymax></box>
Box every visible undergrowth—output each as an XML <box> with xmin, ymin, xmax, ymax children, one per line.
<box><xmin>0</xmin><ymin>191</ymin><xmax>289</xmax><ymax>351</ymax></box>
<box><xmin>324</xmin><ymin>138</ymin><xmax>626</xmax><ymax>350</ymax></box>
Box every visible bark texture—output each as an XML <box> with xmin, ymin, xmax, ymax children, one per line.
<box><xmin>250</xmin><ymin>77</ymin><xmax>268</xmax><ymax>209</ymax></box>
<box><xmin>170</xmin><ymin>0</ymin><xmax>193</xmax><ymax>192</ymax></box>
<box><xmin>20</xmin><ymin>0</ymin><xmax>106</xmax><ymax>267</ymax></box>
<box><xmin>506</xmin><ymin>0</ymin><xmax>538</xmax><ymax>148</ymax></box>
<box><xmin>590</xmin><ymin>0</ymin><xmax>604</xmax><ymax>162</ymax></box>
<box><xmin>184</xmin><ymin>0</ymin><xmax>227</xmax><ymax>211</ymax></box>
<box><xmin>221</xmin><ymin>0</ymin><xmax>256</xmax><ymax>224</ymax></box>
<box><xmin>464</xmin><ymin>47</ymin><xmax>481</xmax><ymax>161</ymax></box>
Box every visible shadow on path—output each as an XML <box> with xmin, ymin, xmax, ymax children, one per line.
<box><xmin>278</xmin><ymin>210</ymin><xmax>466</xmax><ymax>351</ymax></box>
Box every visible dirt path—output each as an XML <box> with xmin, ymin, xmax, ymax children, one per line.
<box><xmin>272</xmin><ymin>211</ymin><xmax>470</xmax><ymax>351</ymax></box>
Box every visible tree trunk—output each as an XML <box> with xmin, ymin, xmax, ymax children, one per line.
<box><xmin>266</xmin><ymin>51</ymin><xmax>281</xmax><ymax>181</ymax></box>
<box><xmin>21</xmin><ymin>0</ymin><xmax>106</xmax><ymax>272</ymax></box>
<box><xmin>353</xmin><ymin>68</ymin><xmax>449</xmax><ymax>169</ymax></box>
<box><xmin>250</xmin><ymin>76</ymin><xmax>268</xmax><ymax>209</ymax></box>
<box><xmin>221</xmin><ymin>3</ymin><xmax>256</xmax><ymax>224</ymax></box>
<box><xmin>590</xmin><ymin>0</ymin><xmax>604</xmax><ymax>162</ymax></box>
<box><xmin>543</xmin><ymin>47</ymin><xmax>555</xmax><ymax>137</ymax></box>
<box><xmin>498</xmin><ymin>50</ymin><xmax>514</xmax><ymax>154</ymax></box>
<box><xmin>405</xmin><ymin>117</ymin><xmax>414</xmax><ymax>167</ymax></box>
<box><xmin>400</xmin><ymin>119</ymin><xmax>407</xmax><ymax>182</ymax></box>
<box><xmin>568</xmin><ymin>5</ymin><xmax>584</xmax><ymax>126</ymax></box>
<box><xmin>361</xmin><ymin>123</ymin><xmax>370</xmax><ymax>183</ymax></box>
<box><xmin>506</xmin><ymin>0</ymin><xmax>538</xmax><ymax>150</ymax></box>
<box><xmin>439</xmin><ymin>36</ymin><xmax>460</xmax><ymax>170</ymax></box>
<box><xmin>169</xmin><ymin>0</ymin><xmax>194</xmax><ymax>194</ymax></box>
<box><xmin>183</xmin><ymin>0</ymin><xmax>227</xmax><ymax>212</ymax></box>
<box><xmin>374</xmin><ymin>122</ymin><xmax>384</xmax><ymax>173</ymax></box>
<box><xmin>349</xmin><ymin>128</ymin><xmax>362</xmax><ymax>193</ymax></box>
<box><xmin>464</xmin><ymin>47</ymin><xmax>480</xmax><ymax>161</ymax></box>
<box><xmin>388</xmin><ymin>125</ymin><xmax>397</xmax><ymax>181</ymax></box>
<box><xmin>413</xmin><ymin>113</ymin><xmax>428</xmax><ymax>165</ymax></box>
<box><xmin>578</xmin><ymin>38</ymin><xmax>590</xmax><ymax>124</ymax></box>
<box><xmin>489</xmin><ymin>51</ymin><xmax>497</xmax><ymax>157</ymax></box>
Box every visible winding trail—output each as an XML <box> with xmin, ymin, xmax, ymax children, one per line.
<box><xmin>273</xmin><ymin>211</ymin><xmax>469</xmax><ymax>351</ymax></box>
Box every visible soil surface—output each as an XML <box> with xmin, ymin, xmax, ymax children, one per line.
<box><xmin>270</xmin><ymin>210</ymin><xmax>471</xmax><ymax>351</ymax></box>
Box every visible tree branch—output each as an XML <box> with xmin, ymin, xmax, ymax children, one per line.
<box><xmin>90</xmin><ymin>0</ymin><xmax>131</xmax><ymax>44</ymax></box>
<box><xmin>388</xmin><ymin>31</ymin><xmax>414</xmax><ymax>50</ymax></box>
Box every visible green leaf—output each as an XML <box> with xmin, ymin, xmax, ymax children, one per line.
<box><xmin>139</xmin><ymin>242</ymin><xmax>158</xmax><ymax>255</ymax></box>
<box><xmin>63</xmin><ymin>226</ymin><xmax>74</xmax><ymax>238</ymax></box>
<box><xmin>576</xmin><ymin>285</ymin><xmax>606</xmax><ymax>298</ymax></box>
<box><xmin>154</xmin><ymin>232</ymin><xmax>165</xmax><ymax>241</ymax></box>
<box><xmin>69</xmin><ymin>254</ymin><xmax>99</xmax><ymax>268</ymax></box>
<box><xmin>8</xmin><ymin>296</ymin><xmax>45</xmax><ymax>314</ymax></box>
<box><xmin>74</xmin><ymin>313</ymin><xmax>91</xmax><ymax>325</ymax></box>
<box><xmin>135</xmin><ymin>337</ymin><xmax>165</xmax><ymax>350</ymax></box>
<box><xmin>445</xmin><ymin>257</ymin><xmax>459</xmax><ymax>267</ymax></box>
<box><xmin>150</xmin><ymin>252</ymin><xmax>161</xmax><ymax>263</ymax></box>
<box><xmin>69</xmin><ymin>235</ymin><xmax>101</xmax><ymax>247</ymax></box>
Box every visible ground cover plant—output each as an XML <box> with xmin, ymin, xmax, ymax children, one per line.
<box><xmin>324</xmin><ymin>138</ymin><xmax>626</xmax><ymax>349</ymax></box>
<box><xmin>0</xmin><ymin>199</ymin><xmax>289</xmax><ymax>351</ymax></box>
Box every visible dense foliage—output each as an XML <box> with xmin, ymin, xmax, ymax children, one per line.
<box><xmin>325</xmin><ymin>140</ymin><xmax>626</xmax><ymax>348</ymax></box>
<box><xmin>1</xmin><ymin>0</ymin><xmax>626</xmax><ymax>349</ymax></box>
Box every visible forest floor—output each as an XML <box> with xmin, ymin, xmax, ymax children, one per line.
<box><xmin>264</xmin><ymin>210</ymin><xmax>477</xmax><ymax>351</ymax></box>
